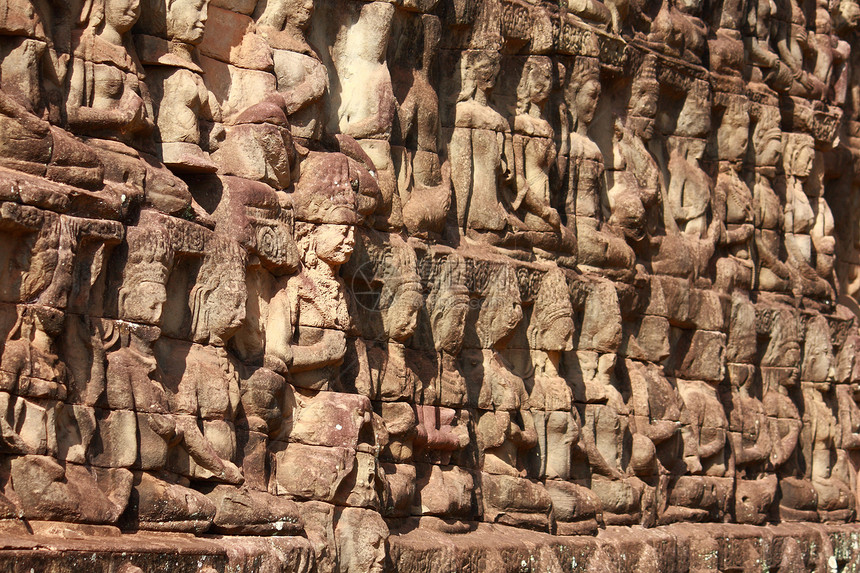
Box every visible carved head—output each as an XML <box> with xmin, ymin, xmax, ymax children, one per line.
<box><xmin>459</xmin><ymin>50</ymin><xmax>501</xmax><ymax>101</ymax></box>
<box><xmin>379</xmin><ymin>242</ymin><xmax>423</xmax><ymax>343</ymax></box>
<box><xmin>295</xmin><ymin>222</ymin><xmax>356</xmax><ymax>270</ymax></box>
<box><xmin>837</xmin><ymin>333</ymin><xmax>860</xmax><ymax>388</ymax></box>
<box><xmin>716</xmin><ymin>95</ymin><xmax>750</xmax><ymax>163</ymax></box>
<box><xmin>476</xmin><ymin>265</ymin><xmax>522</xmax><ymax>349</ymax></box>
<box><xmin>166</xmin><ymin>0</ymin><xmax>209</xmax><ymax>44</ymax></box>
<box><xmin>783</xmin><ymin>132</ymin><xmax>815</xmax><ymax>179</ymax></box>
<box><xmin>118</xmin><ymin>224</ymin><xmax>173</xmax><ymax>326</ymax></box>
<box><xmin>516</xmin><ymin>56</ymin><xmax>552</xmax><ymax>113</ymax></box>
<box><xmin>565</xmin><ymin>57</ymin><xmax>600</xmax><ymax>128</ymax></box>
<box><xmin>627</xmin><ymin>55</ymin><xmax>658</xmax><ymax>138</ymax></box>
<box><xmin>528</xmin><ymin>269</ymin><xmax>574</xmax><ymax>353</ymax></box>
<box><xmin>673</xmin><ymin>80</ymin><xmax>711</xmax><ymax>138</ymax></box>
<box><xmin>256</xmin><ymin>0</ymin><xmax>315</xmax><ymax>31</ymax></box>
<box><xmin>802</xmin><ymin>314</ymin><xmax>836</xmax><ymax>384</ymax></box>
<box><xmin>190</xmin><ymin>237</ymin><xmax>247</xmax><ymax>344</ymax></box>
<box><xmin>834</xmin><ymin>0</ymin><xmax>860</xmax><ymax>32</ymax></box>
<box><xmin>429</xmin><ymin>254</ymin><xmax>470</xmax><ymax>355</ymax></box>
<box><xmin>751</xmin><ymin>105</ymin><xmax>782</xmax><ymax>168</ymax></box>
<box><xmin>83</xmin><ymin>0</ymin><xmax>141</xmax><ymax>35</ymax></box>
<box><xmin>761</xmin><ymin>309</ymin><xmax>802</xmax><ymax>369</ymax></box>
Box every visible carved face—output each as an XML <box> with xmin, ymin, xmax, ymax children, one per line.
<box><xmin>207</xmin><ymin>280</ymin><xmax>247</xmax><ymax>341</ymax></box>
<box><xmin>717</xmin><ymin>114</ymin><xmax>750</xmax><ymax>163</ymax></box>
<box><xmin>481</xmin><ymin>292</ymin><xmax>522</xmax><ymax>348</ymax></box>
<box><xmin>525</xmin><ymin>65</ymin><xmax>551</xmax><ymax>106</ymax></box>
<box><xmin>575</xmin><ymin>79</ymin><xmax>600</xmax><ymax>126</ymax></box>
<box><xmin>105</xmin><ymin>0</ymin><xmax>141</xmax><ymax>33</ymax></box>
<box><xmin>314</xmin><ymin>224</ymin><xmax>355</xmax><ymax>267</ymax></box>
<box><xmin>473</xmin><ymin>53</ymin><xmax>500</xmax><ymax>93</ymax></box>
<box><xmin>539</xmin><ymin>315</ymin><xmax>574</xmax><ymax>352</ymax></box>
<box><xmin>434</xmin><ymin>296</ymin><xmax>469</xmax><ymax>355</ymax></box>
<box><xmin>838</xmin><ymin>0</ymin><xmax>860</xmax><ymax>28</ymax></box>
<box><xmin>167</xmin><ymin>0</ymin><xmax>209</xmax><ymax>44</ymax></box>
<box><xmin>286</xmin><ymin>0</ymin><xmax>315</xmax><ymax>29</ymax></box>
<box><xmin>753</xmin><ymin>121</ymin><xmax>782</xmax><ymax>167</ymax></box>
<box><xmin>385</xmin><ymin>289</ymin><xmax>423</xmax><ymax>342</ymax></box>
<box><xmin>790</xmin><ymin>142</ymin><xmax>814</xmax><ymax>179</ymax></box>
<box><xmin>120</xmin><ymin>281</ymin><xmax>167</xmax><ymax>325</ymax></box>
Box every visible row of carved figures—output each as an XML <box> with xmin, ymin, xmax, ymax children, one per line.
<box><xmin>0</xmin><ymin>182</ymin><xmax>859</xmax><ymax>546</ymax></box>
<box><xmin>2</xmin><ymin>0</ymin><xmax>859</xmax><ymax>303</ymax></box>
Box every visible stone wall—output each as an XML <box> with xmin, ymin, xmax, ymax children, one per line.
<box><xmin>2</xmin><ymin>0</ymin><xmax>860</xmax><ymax>570</ymax></box>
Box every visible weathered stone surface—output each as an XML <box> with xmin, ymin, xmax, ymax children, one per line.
<box><xmin>3</xmin><ymin>0</ymin><xmax>860</xmax><ymax>568</ymax></box>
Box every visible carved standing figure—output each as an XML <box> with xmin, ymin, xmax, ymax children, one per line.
<box><xmin>561</xmin><ymin>56</ymin><xmax>634</xmax><ymax>274</ymax></box>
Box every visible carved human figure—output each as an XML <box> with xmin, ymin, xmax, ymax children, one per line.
<box><xmin>67</xmin><ymin>0</ymin><xmax>205</xmax><ymax>218</ymax></box>
<box><xmin>349</xmin><ymin>231</ymin><xmax>424</xmax><ymax>401</ymax></box>
<box><xmin>163</xmin><ymin>237</ymin><xmax>246</xmax><ymax>485</ymax></box>
<box><xmin>728</xmin><ymin>364</ymin><xmax>777</xmax><ymax>524</ymax></box>
<box><xmin>0</xmin><ymin>305</ymin><xmax>67</xmax><ymax>458</ymax></box>
<box><xmin>623</xmin><ymin>359</ymin><xmax>685</xmax><ymax>524</ymax></box>
<box><xmin>646</xmin><ymin>0</ymin><xmax>708</xmax><ymax>65</ymax></box>
<box><xmin>561</xmin><ymin>57</ymin><xmax>634</xmax><ymax>273</ymax></box>
<box><xmin>475</xmin><ymin>265</ymin><xmax>551</xmax><ymax>528</ymax></box>
<box><xmin>751</xmin><ymin>105</ymin><xmax>791</xmax><ymax>292</ymax></box>
<box><xmin>448</xmin><ymin>49</ymin><xmax>512</xmax><ymax>237</ymax></box>
<box><xmin>254</xmin><ymin>0</ymin><xmax>327</xmax><ymax>143</ymax></box>
<box><xmin>759</xmin><ymin>308</ymin><xmax>815</xmax><ymax>521</ymax></box>
<box><xmin>713</xmin><ymin>96</ymin><xmax>754</xmax><ymax>292</ymax></box>
<box><xmin>834</xmin><ymin>332</ymin><xmax>860</xmax><ymax>512</ymax></box>
<box><xmin>265</xmin><ymin>154</ymin><xmax>357</xmax><ymax>392</ymax></box>
<box><xmin>135</xmin><ymin>0</ymin><xmax>219</xmax><ymax>172</ymax></box>
<box><xmin>475</xmin><ymin>265</ymin><xmax>533</xmax><ymax>475</ymax></box>
<box><xmin>67</xmin><ymin>0</ymin><xmax>152</xmax><ymax>142</ymax></box>
<box><xmin>772</xmin><ymin>0</ymin><xmax>826</xmax><ymax>98</ymax></box>
<box><xmin>508</xmin><ymin>56</ymin><xmax>573</xmax><ymax>254</ymax></box>
<box><xmin>422</xmin><ymin>252</ymin><xmax>469</xmax><ymax>407</ymax></box>
<box><xmin>783</xmin><ymin>133</ymin><xmax>835</xmax><ymax>299</ymax></box>
<box><xmin>577</xmin><ymin>350</ymin><xmax>651</xmax><ymax>526</ymax></box>
<box><xmin>743</xmin><ymin>0</ymin><xmax>794</xmax><ymax>91</ymax></box>
<box><xmin>317</xmin><ymin>0</ymin><xmax>400</xmax><ymax>229</ymax></box>
<box><xmin>526</xmin><ymin>269</ymin><xmax>576</xmax><ymax>481</ymax></box>
<box><xmin>110</xmin><ymin>227</ymin><xmax>217</xmax><ymax>530</ymax></box>
<box><xmin>389</xmin><ymin>14</ymin><xmax>451</xmax><ymax>237</ymax></box>
<box><xmin>800</xmin><ymin>315</ymin><xmax>853</xmax><ymax>521</ymax></box>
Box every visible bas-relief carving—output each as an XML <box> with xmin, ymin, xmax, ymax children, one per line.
<box><xmin>5</xmin><ymin>0</ymin><xmax>860</xmax><ymax>568</ymax></box>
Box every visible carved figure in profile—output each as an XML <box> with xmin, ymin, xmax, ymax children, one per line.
<box><xmin>760</xmin><ymin>308</ymin><xmax>815</xmax><ymax>521</ymax></box>
<box><xmin>561</xmin><ymin>56</ymin><xmax>633</xmax><ymax>274</ymax></box>
<box><xmin>713</xmin><ymin>96</ymin><xmax>754</xmax><ymax>292</ymax></box>
<box><xmin>423</xmin><ymin>252</ymin><xmax>470</xmax><ymax>407</ymax></box>
<box><xmin>834</xmin><ymin>333</ymin><xmax>860</xmax><ymax>514</ymax></box>
<box><xmin>527</xmin><ymin>269</ymin><xmax>602</xmax><ymax>532</ymax></box>
<box><xmin>507</xmin><ymin>56</ymin><xmax>573</xmax><ymax>255</ymax></box>
<box><xmin>448</xmin><ymin>50</ymin><xmax>512</xmax><ymax>238</ymax></box>
<box><xmin>772</xmin><ymin>0</ymin><xmax>827</xmax><ymax>99</ymax></box>
<box><xmin>659</xmin><ymin>82</ymin><xmax>720</xmax><ymax>283</ymax></box>
<box><xmin>527</xmin><ymin>269</ymin><xmax>576</xmax><ymax>481</ymax></box>
<box><xmin>390</xmin><ymin>14</ymin><xmax>451</xmax><ymax>238</ymax></box>
<box><xmin>254</xmin><ymin>0</ymin><xmax>328</xmax><ymax>143</ymax></box>
<box><xmin>783</xmin><ymin>133</ymin><xmax>835</xmax><ymax>300</ymax></box>
<box><xmin>751</xmin><ymin>105</ymin><xmax>791</xmax><ymax>292</ymax></box>
<box><xmin>111</xmin><ymin>223</ymin><xmax>219</xmax><ymax>532</ymax></box>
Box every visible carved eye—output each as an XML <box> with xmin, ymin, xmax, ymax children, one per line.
<box><xmin>350</xmin><ymin>179</ymin><xmax>360</xmax><ymax>191</ymax></box>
